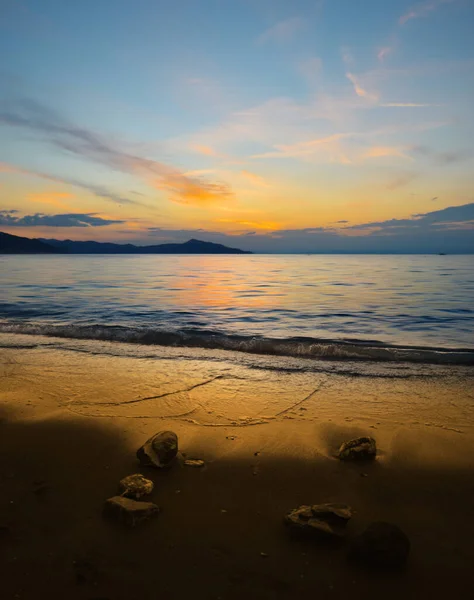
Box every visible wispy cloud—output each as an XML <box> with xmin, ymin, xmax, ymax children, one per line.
<box><xmin>0</xmin><ymin>98</ymin><xmax>233</xmax><ymax>206</ymax></box>
<box><xmin>380</xmin><ymin>102</ymin><xmax>435</xmax><ymax>107</ymax></box>
<box><xmin>386</xmin><ymin>171</ymin><xmax>419</xmax><ymax>189</ymax></box>
<box><xmin>399</xmin><ymin>0</ymin><xmax>455</xmax><ymax>25</ymax></box>
<box><xmin>346</xmin><ymin>73</ymin><xmax>379</xmax><ymax>102</ymax></box>
<box><xmin>27</xmin><ymin>191</ymin><xmax>74</xmax><ymax>210</ymax></box>
<box><xmin>257</xmin><ymin>17</ymin><xmax>304</xmax><ymax>45</ymax></box>
<box><xmin>0</xmin><ymin>210</ymin><xmax>125</xmax><ymax>228</ymax></box>
<box><xmin>251</xmin><ymin>133</ymin><xmax>351</xmax><ymax>160</ymax></box>
<box><xmin>0</xmin><ymin>161</ymin><xmax>141</xmax><ymax>207</ymax></box>
<box><xmin>192</xmin><ymin>144</ymin><xmax>218</xmax><ymax>157</ymax></box>
<box><xmin>240</xmin><ymin>170</ymin><xmax>270</xmax><ymax>187</ymax></box>
<box><xmin>377</xmin><ymin>46</ymin><xmax>393</xmax><ymax>62</ymax></box>
<box><xmin>412</xmin><ymin>145</ymin><xmax>473</xmax><ymax>165</ymax></box>
<box><xmin>364</xmin><ymin>146</ymin><xmax>411</xmax><ymax>160</ymax></box>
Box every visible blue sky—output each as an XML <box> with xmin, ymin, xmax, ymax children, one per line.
<box><xmin>1</xmin><ymin>0</ymin><xmax>473</xmax><ymax>251</ymax></box>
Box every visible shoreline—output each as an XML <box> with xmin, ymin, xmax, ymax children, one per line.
<box><xmin>1</xmin><ymin>340</ymin><xmax>474</xmax><ymax>598</ymax></box>
<box><xmin>2</xmin><ymin>325</ymin><xmax>474</xmax><ymax>365</ymax></box>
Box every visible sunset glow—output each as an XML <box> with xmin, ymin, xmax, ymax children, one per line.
<box><xmin>1</xmin><ymin>0</ymin><xmax>473</xmax><ymax>252</ymax></box>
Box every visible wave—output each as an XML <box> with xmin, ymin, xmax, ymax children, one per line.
<box><xmin>1</xmin><ymin>321</ymin><xmax>473</xmax><ymax>365</ymax></box>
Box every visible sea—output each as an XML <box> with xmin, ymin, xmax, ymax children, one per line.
<box><xmin>1</xmin><ymin>254</ymin><xmax>473</xmax><ymax>365</ymax></box>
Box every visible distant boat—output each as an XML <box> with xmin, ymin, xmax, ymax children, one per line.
<box><xmin>439</xmin><ymin>252</ymin><xmax>446</xmax><ymax>255</ymax></box>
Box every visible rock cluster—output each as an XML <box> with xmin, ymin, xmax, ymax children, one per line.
<box><xmin>103</xmin><ymin>430</ymin><xmax>206</xmax><ymax>527</ymax></box>
<box><xmin>285</xmin><ymin>436</ymin><xmax>410</xmax><ymax>570</ymax></box>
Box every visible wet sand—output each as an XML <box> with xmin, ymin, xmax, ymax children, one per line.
<box><xmin>1</xmin><ymin>337</ymin><xmax>474</xmax><ymax>599</ymax></box>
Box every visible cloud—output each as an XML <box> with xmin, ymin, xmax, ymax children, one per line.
<box><xmin>0</xmin><ymin>98</ymin><xmax>233</xmax><ymax>206</ymax></box>
<box><xmin>240</xmin><ymin>170</ymin><xmax>269</xmax><ymax>187</ymax></box>
<box><xmin>192</xmin><ymin>144</ymin><xmax>218</xmax><ymax>156</ymax></box>
<box><xmin>138</xmin><ymin>202</ymin><xmax>474</xmax><ymax>253</ymax></box>
<box><xmin>0</xmin><ymin>161</ymin><xmax>142</xmax><ymax>206</ymax></box>
<box><xmin>0</xmin><ymin>211</ymin><xmax>125</xmax><ymax>228</ymax></box>
<box><xmin>346</xmin><ymin>73</ymin><xmax>379</xmax><ymax>102</ymax></box>
<box><xmin>251</xmin><ymin>133</ymin><xmax>352</xmax><ymax>160</ymax></box>
<box><xmin>412</xmin><ymin>145</ymin><xmax>473</xmax><ymax>165</ymax></box>
<box><xmin>377</xmin><ymin>47</ymin><xmax>393</xmax><ymax>62</ymax></box>
<box><xmin>386</xmin><ymin>171</ymin><xmax>419</xmax><ymax>189</ymax></box>
<box><xmin>364</xmin><ymin>146</ymin><xmax>411</xmax><ymax>160</ymax></box>
<box><xmin>399</xmin><ymin>0</ymin><xmax>455</xmax><ymax>25</ymax></box>
<box><xmin>28</xmin><ymin>191</ymin><xmax>74</xmax><ymax>210</ymax></box>
<box><xmin>380</xmin><ymin>102</ymin><xmax>435</xmax><ymax>107</ymax></box>
<box><xmin>346</xmin><ymin>203</ymin><xmax>474</xmax><ymax>234</ymax></box>
<box><xmin>257</xmin><ymin>17</ymin><xmax>304</xmax><ymax>44</ymax></box>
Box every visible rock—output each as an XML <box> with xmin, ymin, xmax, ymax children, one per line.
<box><xmin>103</xmin><ymin>496</ymin><xmax>160</xmax><ymax>527</ymax></box>
<box><xmin>118</xmin><ymin>474</ymin><xmax>154</xmax><ymax>499</ymax></box>
<box><xmin>285</xmin><ymin>503</ymin><xmax>353</xmax><ymax>539</ymax></box>
<box><xmin>137</xmin><ymin>431</ymin><xmax>178</xmax><ymax>468</ymax></box>
<box><xmin>337</xmin><ymin>437</ymin><xmax>376</xmax><ymax>461</ymax></box>
<box><xmin>348</xmin><ymin>522</ymin><xmax>410</xmax><ymax>569</ymax></box>
<box><xmin>183</xmin><ymin>459</ymin><xmax>205</xmax><ymax>468</ymax></box>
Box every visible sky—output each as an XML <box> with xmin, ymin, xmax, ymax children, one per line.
<box><xmin>1</xmin><ymin>0</ymin><xmax>474</xmax><ymax>252</ymax></box>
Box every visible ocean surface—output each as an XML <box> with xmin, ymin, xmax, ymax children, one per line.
<box><xmin>1</xmin><ymin>254</ymin><xmax>473</xmax><ymax>364</ymax></box>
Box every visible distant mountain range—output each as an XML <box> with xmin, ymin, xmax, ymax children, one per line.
<box><xmin>0</xmin><ymin>231</ymin><xmax>61</xmax><ymax>254</ymax></box>
<box><xmin>0</xmin><ymin>231</ymin><xmax>252</xmax><ymax>254</ymax></box>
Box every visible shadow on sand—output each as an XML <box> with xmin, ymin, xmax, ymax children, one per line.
<box><xmin>1</xmin><ymin>407</ymin><xmax>473</xmax><ymax>599</ymax></box>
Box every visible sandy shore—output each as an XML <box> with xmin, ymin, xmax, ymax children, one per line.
<box><xmin>1</xmin><ymin>336</ymin><xmax>474</xmax><ymax>599</ymax></box>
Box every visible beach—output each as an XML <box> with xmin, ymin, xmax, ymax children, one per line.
<box><xmin>1</xmin><ymin>333</ymin><xmax>474</xmax><ymax>599</ymax></box>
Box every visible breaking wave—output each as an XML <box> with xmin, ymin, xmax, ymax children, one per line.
<box><xmin>1</xmin><ymin>321</ymin><xmax>473</xmax><ymax>365</ymax></box>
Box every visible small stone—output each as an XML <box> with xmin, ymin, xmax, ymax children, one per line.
<box><xmin>226</xmin><ymin>436</ymin><xmax>236</xmax><ymax>441</ymax></box>
<box><xmin>136</xmin><ymin>431</ymin><xmax>178</xmax><ymax>468</ymax></box>
<box><xmin>337</xmin><ymin>437</ymin><xmax>376</xmax><ymax>461</ymax></box>
<box><xmin>103</xmin><ymin>496</ymin><xmax>160</xmax><ymax>527</ymax></box>
<box><xmin>118</xmin><ymin>474</ymin><xmax>154</xmax><ymax>499</ymax></box>
<box><xmin>285</xmin><ymin>503</ymin><xmax>352</xmax><ymax>539</ymax></box>
<box><xmin>348</xmin><ymin>522</ymin><xmax>410</xmax><ymax>569</ymax></box>
<box><xmin>183</xmin><ymin>459</ymin><xmax>205</xmax><ymax>468</ymax></box>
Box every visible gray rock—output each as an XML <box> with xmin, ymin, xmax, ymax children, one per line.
<box><xmin>103</xmin><ymin>496</ymin><xmax>160</xmax><ymax>527</ymax></box>
<box><xmin>337</xmin><ymin>437</ymin><xmax>376</xmax><ymax>461</ymax></box>
<box><xmin>118</xmin><ymin>474</ymin><xmax>154</xmax><ymax>499</ymax></box>
<box><xmin>137</xmin><ymin>431</ymin><xmax>178</xmax><ymax>468</ymax></box>
<box><xmin>348</xmin><ymin>522</ymin><xmax>410</xmax><ymax>569</ymax></box>
<box><xmin>285</xmin><ymin>503</ymin><xmax>353</xmax><ymax>538</ymax></box>
<box><xmin>183</xmin><ymin>459</ymin><xmax>205</xmax><ymax>468</ymax></box>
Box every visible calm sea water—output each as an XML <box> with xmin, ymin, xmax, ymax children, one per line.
<box><xmin>1</xmin><ymin>254</ymin><xmax>473</xmax><ymax>361</ymax></box>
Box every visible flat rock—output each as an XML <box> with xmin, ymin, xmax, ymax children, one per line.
<box><xmin>103</xmin><ymin>496</ymin><xmax>160</xmax><ymax>527</ymax></box>
<box><xmin>183</xmin><ymin>459</ymin><xmax>205</xmax><ymax>468</ymax></box>
<box><xmin>285</xmin><ymin>503</ymin><xmax>353</xmax><ymax>539</ymax></box>
<box><xmin>137</xmin><ymin>430</ymin><xmax>178</xmax><ymax>468</ymax></box>
<box><xmin>348</xmin><ymin>522</ymin><xmax>410</xmax><ymax>569</ymax></box>
<box><xmin>118</xmin><ymin>474</ymin><xmax>154</xmax><ymax>499</ymax></box>
<box><xmin>337</xmin><ymin>437</ymin><xmax>376</xmax><ymax>461</ymax></box>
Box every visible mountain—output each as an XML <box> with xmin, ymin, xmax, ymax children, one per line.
<box><xmin>0</xmin><ymin>231</ymin><xmax>62</xmax><ymax>254</ymax></box>
<box><xmin>0</xmin><ymin>232</ymin><xmax>252</xmax><ymax>254</ymax></box>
